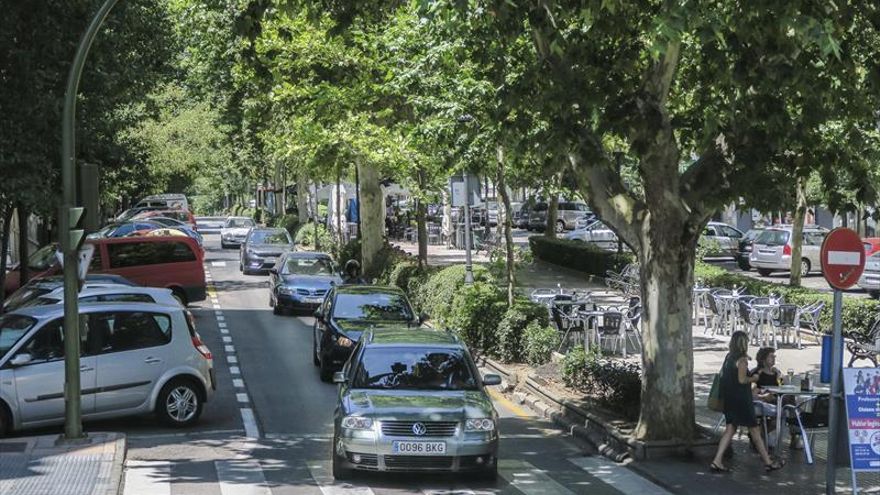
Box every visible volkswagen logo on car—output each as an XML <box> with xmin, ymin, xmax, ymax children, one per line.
<box><xmin>411</xmin><ymin>422</ymin><xmax>427</xmax><ymax>436</ymax></box>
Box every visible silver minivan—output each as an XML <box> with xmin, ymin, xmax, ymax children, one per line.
<box><xmin>0</xmin><ymin>302</ymin><xmax>214</xmax><ymax>435</ymax></box>
<box><xmin>857</xmin><ymin>251</ymin><xmax>880</xmax><ymax>298</ymax></box>
<box><xmin>527</xmin><ymin>201</ymin><xmax>590</xmax><ymax>232</ymax></box>
<box><xmin>749</xmin><ymin>226</ymin><xmax>829</xmax><ymax>277</ymax></box>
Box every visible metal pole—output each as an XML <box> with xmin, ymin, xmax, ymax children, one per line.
<box><xmin>826</xmin><ymin>289</ymin><xmax>844</xmax><ymax>494</ymax></box>
<box><xmin>60</xmin><ymin>0</ymin><xmax>120</xmax><ymax>441</ymax></box>
<box><xmin>463</xmin><ymin>173</ymin><xmax>474</xmax><ymax>284</ymax></box>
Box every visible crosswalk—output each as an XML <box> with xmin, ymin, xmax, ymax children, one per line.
<box><xmin>122</xmin><ymin>456</ymin><xmax>672</xmax><ymax>495</ymax></box>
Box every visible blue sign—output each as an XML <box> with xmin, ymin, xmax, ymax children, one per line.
<box><xmin>843</xmin><ymin>368</ymin><xmax>880</xmax><ymax>471</ymax></box>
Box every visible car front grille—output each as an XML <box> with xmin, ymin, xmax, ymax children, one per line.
<box><xmin>381</xmin><ymin>421</ymin><xmax>458</xmax><ymax>437</ymax></box>
<box><xmin>295</xmin><ymin>288</ymin><xmax>328</xmax><ymax>296</ymax></box>
<box><xmin>383</xmin><ymin>455</ymin><xmax>453</xmax><ymax>470</ymax></box>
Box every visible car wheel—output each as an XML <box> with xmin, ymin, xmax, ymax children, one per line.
<box><xmin>319</xmin><ymin>361</ymin><xmax>334</xmax><ymax>382</ymax></box>
<box><xmin>156</xmin><ymin>378</ymin><xmax>203</xmax><ymax>427</ymax></box>
<box><xmin>757</xmin><ymin>268</ymin><xmax>773</xmax><ymax>277</ymax></box>
<box><xmin>239</xmin><ymin>262</ymin><xmax>244</xmax><ymax>272</ymax></box>
<box><xmin>171</xmin><ymin>288</ymin><xmax>188</xmax><ymax>307</ymax></box>
<box><xmin>0</xmin><ymin>401</ymin><xmax>11</xmax><ymax>437</ymax></box>
<box><xmin>869</xmin><ymin>290</ymin><xmax>880</xmax><ymax>300</ymax></box>
<box><xmin>800</xmin><ymin>258</ymin><xmax>811</xmax><ymax>276</ymax></box>
<box><xmin>221</xmin><ymin>242</ymin><xmax>228</xmax><ymax>249</ymax></box>
<box><xmin>332</xmin><ymin>437</ymin><xmax>352</xmax><ymax>480</ymax></box>
<box><xmin>313</xmin><ymin>335</ymin><xmax>321</xmax><ymax>366</ymax></box>
<box><xmin>473</xmin><ymin>463</ymin><xmax>498</xmax><ymax>482</ymax></box>
<box><xmin>273</xmin><ymin>305</ymin><xmax>282</xmax><ymax>315</ymax></box>
<box><xmin>555</xmin><ymin>220</ymin><xmax>565</xmax><ymax>233</ymax></box>
<box><xmin>737</xmin><ymin>258</ymin><xmax>751</xmax><ymax>271</ymax></box>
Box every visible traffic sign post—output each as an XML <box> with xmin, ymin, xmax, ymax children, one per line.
<box><xmin>819</xmin><ymin>228</ymin><xmax>867</xmax><ymax>495</ymax></box>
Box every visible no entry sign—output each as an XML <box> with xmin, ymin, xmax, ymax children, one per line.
<box><xmin>820</xmin><ymin>228</ymin><xmax>866</xmax><ymax>290</ymax></box>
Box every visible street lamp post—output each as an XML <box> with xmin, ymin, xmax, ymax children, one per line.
<box><xmin>60</xmin><ymin>0</ymin><xmax>120</xmax><ymax>441</ymax></box>
<box><xmin>457</xmin><ymin>114</ymin><xmax>476</xmax><ymax>285</ymax></box>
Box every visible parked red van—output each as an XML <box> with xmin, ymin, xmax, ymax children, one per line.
<box><xmin>3</xmin><ymin>236</ymin><xmax>206</xmax><ymax>304</ymax></box>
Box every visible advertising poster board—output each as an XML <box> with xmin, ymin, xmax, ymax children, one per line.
<box><xmin>843</xmin><ymin>367</ymin><xmax>880</xmax><ymax>472</ymax></box>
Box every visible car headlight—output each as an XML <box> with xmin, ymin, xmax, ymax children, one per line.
<box><xmin>246</xmin><ymin>248</ymin><xmax>257</xmax><ymax>256</ymax></box>
<box><xmin>341</xmin><ymin>416</ymin><xmax>373</xmax><ymax>430</ymax></box>
<box><xmin>465</xmin><ymin>418</ymin><xmax>495</xmax><ymax>432</ymax></box>
<box><xmin>278</xmin><ymin>286</ymin><xmax>293</xmax><ymax>295</ymax></box>
<box><xmin>336</xmin><ymin>336</ymin><xmax>354</xmax><ymax>347</ymax></box>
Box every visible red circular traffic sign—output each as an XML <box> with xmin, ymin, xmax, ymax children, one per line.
<box><xmin>820</xmin><ymin>228</ymin><xmax>866</xmax><ymax>290</ymax></box>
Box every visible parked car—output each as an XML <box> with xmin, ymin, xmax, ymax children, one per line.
<box><xmin>221</xmin><ymin>217</ymin><xmax>256</xmax><ymax>249</ymax></box>
<box><xmin>564</xmin><ymin>220</ymin><xmax>619</xmax><ymax>250</ymax></box>
<box><xmin>573</xmin><ymin>211</ymin><xmax>598</xmax><ymax>230</ymax></box>
<box><xmin>313</xmin><ymin>285</ymin><xmax>420</xmax><ymax>382</ymax></box>
<box><xmin>135</xmin><ymin>193</ymin><xmax>189</xmax><ymax>211</ymax></box>
<box><xmin>863</xmin><ymin>238</ymin><xmax>880</xmax><ymax>257</ymax></box>
<box><xmin>239</xmin><ymin>228</ymin><xmax>294</xmax><ymax>275</ymax></box>
<box><xmin>736</xmin><ymin>228</ymin><xmax>765</xmax><ymax>271</ymax></box>
<box><xmin>140</xmin><ymin>217</ymin><xmax>204</xmax><ymax>246</ymax></box>
<box><xmin>513</xmin><ymin>203</ymin><xmax>531</xmax><ymax>229</ymax></box>
<box><xmin>527</xmin><ymin>201</ymin><xmax>590</xmax><ymax>232</ymax></box>
<box><xmin>331</xmin><ymin>327</ymin><xmax>501</xmax><ymax>480</ymax></box>
<box><xmin>195</xmin><ymin>216</ymin><xmax>227</xmax><ymax>234</ymax></box>
<box><xmin>269</xmin><ymin>252</ymin><xmax>341</xmax><ymax>315</ymax></box>
<box><xmin>133</xmin><ymin>209</ymin><xmax>198</xmax><ymax>231</ymax></box>
<box><xmin>0</xmin><ymin>302</ymin><xmax>214</xmax><ymax>434</ymax></box>
<box><xmin>3</xmin><ymin>274</ymin><xmax>137</xmax><ymax>313</ymax></box>
<box><xmin>18</xmin><ymin>285</ymin><xmax>181</xmax><ymax>310</ymax></box>
<box><xmin>857</xmin><ymin>251</ymin><xmax>880</xmax><ymax>298</ymax></box>
<box><xmin>4</xmin><ymin>236</ymin><xmax>206</xmax><ymax>305</ymax></box>
<box><xmin>90</xmin><ymin>221</ymin><xmax>165</xmax><ymax>239</ymax></box>
<box><xmin>749</xmin><ymin>225</ymin><xmax>829</xmax><ymax>277</ymax></box>
<box><xmin>115</xmin><ymin>205</ymin><xmax>168</xmax><ymax>222</ymax></box>
<box><xmin>700</xmin><ymin>222</ymin><xmax>744</xmax><ymax>259</ymax></box>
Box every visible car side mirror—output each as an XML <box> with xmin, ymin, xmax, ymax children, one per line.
<box><xmin>269</xmin><ymin>268</ymin><xmax>278</xmax><ymax>275</ymax></box>
<box><xmin>9</xmin><ymin>353</ymin><xmax>33</xmax><ymax>367</ymax></box>
<box><xmin>333</xmin><ymin>372</ymin><xmax>347</xmax><ymax>384</ymax></box>
<box><xmin>314</xmin><ymin>309</ymin><xmax>323</xmax><ymax>320</ymax></box>
<box><xmin>482</xmin><ymin>374</ymin><xmax>502</xmax><ymax>386</ymax></box>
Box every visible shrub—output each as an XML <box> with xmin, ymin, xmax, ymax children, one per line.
<box><xmin>529</xmin><ymin>236</ymin><xmax>634</xmax><ymax>277</ymax></box>
<box><xmin>447</xmin><ymin>282</ymin><xmax>507</xmax><ymax>351</ymax></box>
<box><xmin>694</xmin><ymin>261</ymin><xmax>880</xmax><ymax>337</ymax></box>
<box><xmin>495</xmin><ymin>300</ymin><xmax>551</xmax><ymax>363</ymax></box>
<box><xmin>271</xmin><ymin>213</ymin><xmax>300</xmax><ymax>236</ymax></box>
<box><xmin>294</xmin><ymin>223</ymin><xmax>333</xmax><ymax>251</ymax></box>
<box><xmin>338</xmin><ymin>238</ymin><xmax>361</xmax><ymax>266</ymax></box>
<box><xmin>523</xmin><ymin>321</ymin><xmax>560</xmax><ymax>366</ymax></box>
<box><xmin>415</xmin><ymin>264</ymin><xmax>494</xmax><ymax>323</ymax></box>
<box><xmin>561</xmin><ymin>346</ymin><xmax>641</xmax><ymax>420</ymax></box>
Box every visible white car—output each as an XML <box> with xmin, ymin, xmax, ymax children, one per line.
<box><xmin>565</xmin><ymin>220</ymin><xmax>619</xmax><ymax>250</ymax></box>
<box><xmin>220</xmin><ymin>217</ymin><xmax>256</xmax><ymax>249</ymax></box>
<box><xmin>22</xmin><ymin>285</ymin><xmax>182</xmax><ymax>309</ymax></box>
<box><xmin>857</xmin><ymin>251</ymin><xmax>880</xmax><ymax>298</ymax></box>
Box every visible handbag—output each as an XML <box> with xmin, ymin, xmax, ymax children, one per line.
<box><xmin>708</xmin><ymin>372</ymin><xmax>724</xmax><ymax>412</ymax></box>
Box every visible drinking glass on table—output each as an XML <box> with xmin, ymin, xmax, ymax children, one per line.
<box><xmin>786</xmin><ymin>369</ymin><xmax>795</xmax><ymax>385</ymax></box>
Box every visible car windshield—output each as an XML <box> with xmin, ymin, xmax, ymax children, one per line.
<box><xmin>0</xmin><ymin>314</ymin><xmax>37</xmax><ymax>357</ymax></box>
<box><xmin>755</xmin><ymin>230</ymin><xmax>790</xmax><ymax>246</ymax></box>
<box><xmin>28</xmin><ymin>244</ymin><xmax>58</xmax><ymax>271</ymax></box>
<box><xmin>226</xmin><ymin>218</ymin><xmax>255</xmax><ymax>228</ymax></box>
<box><xmin>333</xmin><ymin>293</ymin><xmax>413</xmax><ymax>321</ymax></box>
<box><xmin>282</xmin><ymin>257</ymin><xmax>335</xmax><ymax>276</ymax></box>
<box><xmin>249</xmin><ymin>230</ymin><xmax>290</xmax><ymax>244</ymax></box>
<box><xmin>161</xmin><ymin>211</ymin><xmax>189</xmax><ymax>222</ymax></box>
<box><xmin>352</xmin><ymin>347</ymin><xmax>478</xmax><ymax>391</ymax></box>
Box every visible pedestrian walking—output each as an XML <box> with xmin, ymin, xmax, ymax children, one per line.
<box><xmin>710</xmin><ymin>331</ymin><xmax>785</xmax><ymax>473</ymax></box>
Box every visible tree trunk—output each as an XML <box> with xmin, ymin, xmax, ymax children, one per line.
<box><xmin>634</xmin><ymin>219</ymin><xmax>698</xmax><ymax>441</ymax></box>
<box><xmin>544</xmin><ymin>194</ymin><xmax>559</xmax><ymax>238</ymax></box>
<box><xmin>358</xmin><ymin>162</ymin><xmax>384</xmax><ymax>277</ymax></box>
<box><xmin>336</xmin><ymin>167</ymin><xmax>343</xmax><ymax>250</ymax></box>
<box><xmin>0</xmin><ymin>206</ymin><xmax>14</xmax><ymax>305</ymax></box>
<box><xmin>296</xmin><ymin>172</ymin><xmax>310</xmax><ymax>224</ymax></box>
<box><xmin>442</xmin><ymin>190</ymin><xmax>453</xmax><ymax>249</ymax></box>
<box><xmin>789</xmin><ymin>176</ymin><xmax>808</xmax><ymax>286</ymax></box>
<box><xmin>17</xmin><ymin>205</ymin><xmax>29</xmax><ymax>285</ymax></box>
<box><xmin>496</xmin><ymin>146</ymin><xmax>516</xmax><ymax>306</ymax></box>
<box><xmin>416</xmin><ymin>197</ymin><xmax>428</xmax><ymax>267</ymax></box>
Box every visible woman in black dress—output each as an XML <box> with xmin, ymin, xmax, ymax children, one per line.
<box><xmin>710</xmin><ymin>331</ymin><xmax>784</xmax><ymax>472</ymax></box>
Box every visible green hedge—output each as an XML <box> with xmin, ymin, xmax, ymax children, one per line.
<box><xmin>270</xmin><ymin>213</ymin><xmax>300</xmax><ymax>237</ymax></box>
<box><xmin>413</xmin><ymin>264</ymin><xmax>494</xmax><ymax>325</ymax></box>
<box><xmin>523</xmin><ymin>321</ymin><xmax>560</xmax><ymax>366</ymax></box>
<box><xmin>495</xmin><ymin>300</ymin><xmax>551</xmax><ymax>363</ymax></box>
<box><xmin>695</xmin><ymin>263</ymin><xmax>879</xmax><ymax>337</ymax></box>
<box><xmin>561</xmin><ymin>345</ymin><xmax>641</xmax><ymax>420</ymax></box>
<box><xmin>528</xmin><ymin>236</ymin><xmax>634</xmax><ymax>277</ymax></box>
<box><xmin>293</xmin><ymin>223</ymin><xmax>333</xmax><ymax>251</ymax></box>
<box><xmin>447</xmin><ymin>282</ymin><xmax>507</xmax><ymax>350</ymax></box>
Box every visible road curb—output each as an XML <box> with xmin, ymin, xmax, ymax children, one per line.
<box><xmin>106</xmin><ymin>433</ymin><xmax>127</xmax><ymax>495</ymax></box>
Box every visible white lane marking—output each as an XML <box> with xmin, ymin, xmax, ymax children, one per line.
<box><xmin>212</xmin><ymin>261</ymin><xmax>227</xmax><ymax>267</ymax></box>
<box><xmin>218</xmin><ymin>321</ymin><xmax>228</xmax><ymax>328</ymax></box>
<box><xmin>215</xmin><ymin>459</ymin><xmax>271</xmax><ymax>495</ymax></box>
<box><xmin>227</xmin><ymin>356</ymin><xmax>238</xmax><ymax>364</ymax></box>
<box><xmin>217</xmin><ymin>316</ymin><xmax>226</xmax><ymax>322</ymax></box>
<box><xmin>225</xmin><ymin>345</ymin><xmax>235</xmax><ymax>353</ymax></box>
<box><xmin>500</xmin><ymin>459</ymin><xmax>576</xmax><ymax>495</ymax></box>
<box><xmin>223</xmin><ymin>336</ymin><xmax>232</xmax><ymax>343</ymax></box>
<box><xmin>233</xmin><ymin>378</ymin><xmax>245</xmax><ymax>388</ymax></box>
<box><xmin>308</xmin><ymin>460</ymin><xmax>375</xmax><ymax>495</ymax></box>
<box><xmin>240</xmin><ymin>408</ymin><xmax>260</xmax><ymax>439</ymax></box>
<box><xmin>123</xmin><ymin>460</ymin><xmax>170</xmax><ymax>495</ymax></box>
<box><xmin>236</xmin><ymin>393</ymin><xmax>250</xmax><ymax>403</ymax></box>
<box><xmin>568</xmin><ymin>457</ymin><xmax>672</xmax><ymax>494</ymax></box>
<box><xmin>220</xmin><ymin>328</ymin><xmax>229</xmax><ymax>335</ymax></box>
<box><xmin>213</xmin><ymin>304</ymin><xmax>222</xmax><ymax>310</ymax></box>
<box><xmin>230</xmin><ymin>366</ymin><xmax>240</xmax><ymax>375</ymax></box>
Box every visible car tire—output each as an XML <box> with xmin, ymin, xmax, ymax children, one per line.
<box><xmin>156</xmin><ymin>377</ymin><xmax>203</xmax><ymax>428</ymax></box>
<box><xmin>221</xmin><ymin>242</ymin><xmax>228</xmax><ymax>249</ymax></box>
<box><xmin>869</xmin><ymin>290</ymin><xmax>880</xmax><ymax>300</ymax></box>
<box><xmin>473</xmin><ymin>464</ymin><xmax>498</xmax><ymax>482</ymax></box>
<box><xmin>319</xmin><ymin>361</ymin><xmax>334</xmax><ymax>382</ymax></box>
<box><xmin>273</xmin><ymin>305</ymin><xmax>282</xmax><ymax>315</ymax></box>
<box><xmin>171</xmin><ymin>288</ymin><xmax>188</xmax><ymax>307</ymax></box>
<box><xmin>332</xmin><ymin>441</ymin><xmax>352</xmax><ymax>480</ymax></box>
<box><xmin>800</xmin><ymin>258</ymin><xmax>811</xmax><ymax>276</ymax></box>
<box><xmin>555</xmin><ymin>220</ymin><xmax>565</xmax><ymax>233</ymax></box>
<box><xmin>757</xmin><ymin>268</ymin><xmax>773</xmax><ymax>277</ymax></box>
<box><xmin>0</xmin><ymin>400</ymin><xmax>11</xmax><ymax>437</ymax></box>
<box><xmin>313</xmin><ymin>336</ymin><xmax>321</xmax><ymax>366</ymax></box>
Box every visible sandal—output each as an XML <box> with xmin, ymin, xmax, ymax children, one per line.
<box><xmin>710</xmin><ymin>462</ymin><xmax>731</xmax><ymax>473</ymax></box>
<box><xmin>764</xmin><ymin>459</ymin><xmax>785</xmax><ymax>472</ymax></box>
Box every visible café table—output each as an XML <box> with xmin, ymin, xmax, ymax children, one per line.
<box><xmin>764</xmin><ymin>384</ymin><xmax>831</xmax><ymax>463</ymax></box>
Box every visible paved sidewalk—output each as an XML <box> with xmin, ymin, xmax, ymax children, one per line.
<box><xmin>0</xmin><ymin>432</ymin><xmax>125</xmax><ymax>495</ymax></box>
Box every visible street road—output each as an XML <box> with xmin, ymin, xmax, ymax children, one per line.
<box><xmin>85</xmin><ymin>235</ymin><xmax>673</xmax><ymax>494</ymax></box>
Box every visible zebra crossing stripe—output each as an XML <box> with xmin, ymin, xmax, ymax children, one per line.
<box><xmin>215</xmin><ymin>459</ymin><xmax>272</xmax><ymax>495</ymax></box>
<box><xmin>499</xmin><ymin>459</ymin><xmax>576</xmax><ymax>495</ymax></box>
<box><xmin>307</xmin><ymin>460</ymin><xmax>375</xmax><ymax>495</ymax></box>
<box><xmin>568</xmin><ymin>457</ymin><xmax>672</xmax><ymax>495</ymax></box>
<box><xmin>123</xmin><ymin>460</ymin><xmax>170</xmax><ymax>495</ymax></box>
